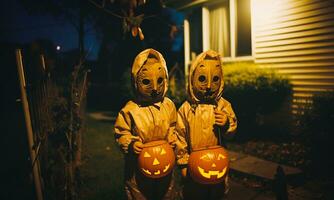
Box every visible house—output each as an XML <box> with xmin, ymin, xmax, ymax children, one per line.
<box><xmin>167</xmin><ymin>0</ymin><xmax>334</xmax><ymax>114</ymax></box>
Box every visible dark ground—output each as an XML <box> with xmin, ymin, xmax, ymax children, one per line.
<box><xmin>79</xmin><ymin>112</ymin><xmax>277</xmax><ymax>200</ymax></box>
<box><xmin>79</xmin><ymin>113</ymin><xmax>126</xmax><ymax>200</ymax></box>
<box><xmin>80</xmin><ymin>111</ymin><xmax>334</xmax><ymax>200</ymax></box>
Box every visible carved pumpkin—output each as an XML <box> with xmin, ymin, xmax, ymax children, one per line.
<box><xmin>188</xmin><ymin>146</ymin><xmax>229</xmax><ymax>184</ymax></box>
<box><xmin>138</xmin><ymin>140</ymin><xmax>175</xmax><ymax>178</ymax></box>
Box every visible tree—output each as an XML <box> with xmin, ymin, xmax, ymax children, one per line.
<box><xmin>19</xmin><ymin>0</ymin><xmax>99</xmax><ymax>58</ymax></box>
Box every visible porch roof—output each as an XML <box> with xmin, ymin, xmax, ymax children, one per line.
<box><xmin>166</xmin><ymin>0</ymin><xmax>211</xmax><ymax>10</ymax></box>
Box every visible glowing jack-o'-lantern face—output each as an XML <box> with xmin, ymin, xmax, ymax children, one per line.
<box><xmin>138</xmin><ymin>140</ymin><xmax>175</xmax><ymax>178</ymax></box>
<box><xmin>188</xmin><ymin>146</ymin><xmax>229</xmax><ymax>184</ymax></box>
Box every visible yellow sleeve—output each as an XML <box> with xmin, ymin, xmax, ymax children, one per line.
<box><xmin>175</xmin><ymin>103</ymin><xmax>190</xmax><ymax>166</ymax></box>
<box><xmin>221</xmin><ymin>98</ymin><xmax>238</xmax><ymax>135</ymax></box>
<box><xmin>166</xmin><ymin>99</ymin><xmax>177</xmax><ymax>144</ymax></box>
<box><xmin>114</xmin><ymin>108</ymin><xmax>140</xmax><ymax>153</ymax></box>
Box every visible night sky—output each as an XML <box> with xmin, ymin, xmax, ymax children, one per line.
<box><xmin>0</xmin><ymin>0</ymin><xmax>100</xmax><ymax>60</ymax></box>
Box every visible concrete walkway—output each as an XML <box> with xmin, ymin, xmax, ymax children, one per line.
<box><xmin>228</xmin><ymin>151</ymin><xmax>303</xmax><ymax>181</ymax></box>
<box><xmin>228</xmin><ymin>180</ymin><xmax>275</xmax><ymax>200</ymax></box>
<box><xmin>227</xmin><ymin>151</ymin><xmax>306</xmax><ymax>199</ymax></box>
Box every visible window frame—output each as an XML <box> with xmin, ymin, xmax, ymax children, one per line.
<box><xmin>185</xmin><ymin>0</ymin><xmax>254</xmax><ymax>64</ymax></box>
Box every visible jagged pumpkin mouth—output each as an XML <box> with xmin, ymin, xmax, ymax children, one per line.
<box><xmin>141</xmin><ymin>164</ymin><xmax>170</xmax><ymax>176</ymax></box>
<box><xmin>197</xmin><ymin>166</ymin><xmax>227</xmax><ymax>179</ymax></box>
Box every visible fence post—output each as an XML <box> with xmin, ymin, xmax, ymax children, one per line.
<box><xmin>16</xmin><ymin>49</ymin><xmax>44</xmax><ymax>200</ymax></box>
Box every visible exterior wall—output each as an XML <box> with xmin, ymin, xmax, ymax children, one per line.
<box><xmin>251</xmin><ymin>0</ymin><xmax>334</xmax><ymax>114</ymax></box>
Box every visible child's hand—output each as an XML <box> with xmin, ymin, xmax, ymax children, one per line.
<box><xmin>167</xmin><ymin>133</ymin><xmax>177</xmax><ymax>148</ymax></box>
<box><xmin>181</xmin><ymin>167</ymin><xmax>187</xmax><ymax>178</ymax></box>
<box><xmin>214</xmin><ymin>110</ymin><xmax>228</xmax><ymax>127</ymax></box>
<box><xmin>118</xmin><ymin>135</ymin><xmax>140</xmax><ymax>153</ymax></box>
<box><xmin>133</xmin><ymin>141</ymin><xmax>144</xmax><ymax>154</ymax></box>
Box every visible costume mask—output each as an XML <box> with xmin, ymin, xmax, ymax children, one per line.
<box><xmin>192</xmin><ymin>57</ymin><xmax>222</xmax><ymax>102</ymax></box>
<box><xmin>136</xmin><ymin>56</ymin><xmax>166</xmax><ymax>103</ymax></box>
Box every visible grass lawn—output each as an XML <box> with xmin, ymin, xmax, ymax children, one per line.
<box><xmin>79</xmin><ymin>115</ymin><xmax>127</xmax><ymax>200</ymax></box>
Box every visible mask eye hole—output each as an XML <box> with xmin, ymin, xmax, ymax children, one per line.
<box><xmin>198</xmin><ymin>75</ymin><xmax>206</xmax><ymax>82</ymax></box>
<box><xmin>158</xmin><ymin>77</ymin><xmax>164</xmax><ymax>84</ymax></box>
<box><xmin>142</xmin><ymin>79</ymin><xmax>150</xmax><ymax>85</ymax></box>
<box><xmin>213</xmin><ymin>76</ymin><xmax>220</xmax><ymax>82</ymax></box>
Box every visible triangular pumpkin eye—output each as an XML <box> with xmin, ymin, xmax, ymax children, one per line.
<box><xmin>200</xmin><ymin>155</ymin><xmax>209</xmax><ymax>160</ymax></box>
<box><xmin>217</xmin><ymin>154</ymin><xmax>226</xmax><ymax>160</ymax></box>
<box><xmin>144</xmin><ymin>152</ymin><xmax>151</xmax><ymax>157</ymax></box>
<box><xmin>200</xmin><ymin>153</ymin><xmax>214</xmax><ymax>161</ymax></box>
<box><xmin>160</xmin><ymin>148</ymin><xmax>166</xmax><ymax>155</ymax></box>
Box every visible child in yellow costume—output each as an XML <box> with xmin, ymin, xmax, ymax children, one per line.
<box><xmin>114</xmin><ymin>49</ymin><xmax>178</xmax><ymax>200</ymax></box>
<box><xmin>176</xmin><ymin>50</ymin><xmax>237</xmax><ymax>200</ymax></box>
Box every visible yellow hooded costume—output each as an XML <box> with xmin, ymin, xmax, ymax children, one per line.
<box><xmin>114</xmin><ymin>49</ymin><xmax>177</xmax><ymax>200</ymax></box>
<box><xmin>175</xmin><ymin>50</ymin><xmax>237</xmax><ymax>200</ymax></box>
<box><xmin>176</xmin><ymin>50</ymin><xmax>237</xmax><ymax>166</ymax></box>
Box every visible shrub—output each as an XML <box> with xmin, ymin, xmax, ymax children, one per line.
<box><xmin>299</xmin><ymin>92</ymin><xmax>334</xmax><ymax>177</ymax></box>
<box><xmin>167</xmin><ymin>66</ymin><xmax>187</xmax><ymax>108</ymax></box>
<box><xmin>222</xmin><ymin>62</ymin><xmax>292</xmax><ymax>139</ymax></box>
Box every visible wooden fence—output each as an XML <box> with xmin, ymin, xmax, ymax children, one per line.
<box><xmin>16</xmin><ymin>49</ymin><xmax>88</xmax><ymax>200</ymax></box>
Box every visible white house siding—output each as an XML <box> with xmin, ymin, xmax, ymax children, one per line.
<box><xmin>251</xmin><ymin>0</ymin><xmax>334</xmax><ymax>114</ymax></box>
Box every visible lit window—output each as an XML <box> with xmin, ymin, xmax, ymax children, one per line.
<box><xmin>206</xmin><ymin>0</ymin><xmax>252</xmax><ymax>58</ymax></box>
<box><xmin>185</xmin><ymin>0</ymin><xmax>252</xmax><ymax>62</ymax></box>
<box><xmin>209</xmin><ymin>1</ymin><xmax>231</xmax><ymax>57</ymax></box>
